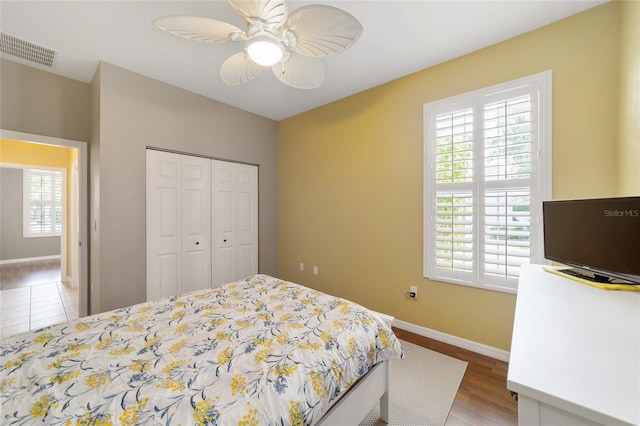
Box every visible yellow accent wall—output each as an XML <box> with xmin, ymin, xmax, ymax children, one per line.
<box><xmin>618</xmin><ymin>0</ymin><xmax>640</xmax><ymax>196</ymax></box>
<box><xmin>0</xmin><ymin>138</ymin><xmax>73</xmax><ymax>167</ymax></box>
<box><xmin>278</xmin><ymin>3</ymin><xmax>624</xmax><ymax>351</ymax></box>
<box><xmin>0</xmin><ymin>138</ymin><xmax>77</xmax><ymax>275</ymax></box>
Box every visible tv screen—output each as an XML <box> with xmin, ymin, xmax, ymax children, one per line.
<box><xmin>543</xmin><ymin>197</ymin><xmax>640</xmax><ymax>284</ymax></box>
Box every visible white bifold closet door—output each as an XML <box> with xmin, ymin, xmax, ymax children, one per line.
<box><xmin>212</xmin><ymin>160</ymin><xmax>258</xmax><ymax>287</ymax></box>
<box><xmin>146</xmin><ymin>150</ymin><xmax>211</xmax><ymax>301</ymax></box>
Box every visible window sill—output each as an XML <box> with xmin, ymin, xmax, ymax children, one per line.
<box><xmin>424</xmin><ymin>275</ymin><xmax>518</xmax><ymax>295</ymax></box>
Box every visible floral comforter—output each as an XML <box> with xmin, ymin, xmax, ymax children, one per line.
<box><xmin>1</xmin><ymin>274</ymin><xmax>403</xmax><ymax>425</ymax></box>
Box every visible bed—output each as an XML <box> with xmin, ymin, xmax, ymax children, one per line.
<box><xmin>1</xmin><ymin>274</ymin><xmax>403</xmax><ymax>425</ymax></box>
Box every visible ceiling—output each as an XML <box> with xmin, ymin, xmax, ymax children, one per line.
<box><xmin>0</xmin><ymin>0</ymin><xmax>606</xmax><ymax>121</ymax></box>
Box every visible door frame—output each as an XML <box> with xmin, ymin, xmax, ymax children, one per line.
<box><xmin>1</xmin><ymin>129</ymin><xmax>88</xmax><ymax>317</ymax></box>
<box><xmin>70</xmin><ymin>157</ymin><xmax>80</xmax><ymax>288</ymax></box>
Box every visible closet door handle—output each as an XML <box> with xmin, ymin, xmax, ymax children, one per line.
<box><xmin>196</xmin><ymin>241</ymin><xmax>200</xmax><ymax>245</ymax></box>
<box><xmin>223</xmin><ymin>239</ymin><xmax>227</xmax><ymax>242</ymax></box>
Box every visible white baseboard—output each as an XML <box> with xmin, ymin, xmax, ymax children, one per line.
<box><xmin>0</xmin><ymin>255</ymin><xmax>61</xmax><ymax>265</ymax></box>
<box><xmin>393</xmin><ymin>318</ymin><xmax>511</xmax><ymax>362</ymax></box>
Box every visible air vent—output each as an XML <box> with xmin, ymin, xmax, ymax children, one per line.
<box><xmin>0</xmin><ymin>32</ymin><xmax>56</xmax><ymax>67</ymax></box>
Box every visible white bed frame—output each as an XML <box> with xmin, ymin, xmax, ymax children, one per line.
<box><xmin>316</xmin><ymin>311</ymin><xmax>394</xmax><ymax>425</ymax></box>
<box><xmin>316</xmin><ymin>360</ymin><xmax>390</xmax><ymax>425</ymax></box>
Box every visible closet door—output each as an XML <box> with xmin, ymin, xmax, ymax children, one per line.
<box><xmin>212</xmin><ymin>160</ymin><xmax>258</xmax><ymax>286</ymax></box>
<box><xmin>146</xmin><ymin>150</ymin><xmax>182</xmax><ymax>301</ymax></box>
<box><xmin>146</xmin><ymin>150</ymin><xmax>212</xmax><ymax>301</ymax></box>
<box><xmin>235</xmin><ymin>164</ymin><xmax>258</xmax><ymax>279</ymax></box>
<box><xmin>212</xmin><ymin>161</ymin><xmax>236</xmax><ymax>285</ymax></box>
<box><xmin>181</xmin><ymin>156</ymin><xmax>211</xmax><ymax>292</ymax></box>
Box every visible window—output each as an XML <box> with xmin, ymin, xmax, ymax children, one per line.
<box><xmin>23</xmin><ymin>168</ymin><xmax>63</xmax><ymax>238</ymax></box>
<box><xmin>423</xmin><ymin>71</ymin><xmax>552</xmax><ymax>293</ymax></box>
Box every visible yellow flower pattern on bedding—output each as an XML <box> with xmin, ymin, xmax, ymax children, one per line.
<box><xmin>0</xmin><ymin>274</ymin><xmax>403</xmax><ymax>425</ymax></box>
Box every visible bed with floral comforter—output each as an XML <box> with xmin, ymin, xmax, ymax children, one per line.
<box><xmin>1</xmin><ymin>274</ymin><xmax>403</xmax><ymax>425</ymax></box>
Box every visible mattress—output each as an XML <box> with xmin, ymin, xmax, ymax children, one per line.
<box><xmin>1</xmin><ymin>274</ymin><xmax>403</xmax><ymax>425</ymax></box>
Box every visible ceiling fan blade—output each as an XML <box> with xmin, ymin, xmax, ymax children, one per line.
<box><xmin>220</xmin><ymin>52</ymin><xmax>266</xmax><ymax>86</ymax></box>
<box><xmin>227</xmin><ymin>0</ymin><xmax>288</xmax><ymax>28</ymax></box>
<box><xmin>272</xmin><ymin>53</ymin><xmax>324</xmax><ymax>89</ymax></box>
<box><xmin>286</xmin><ymin>5</ymin><xmax>363</xmax><ymax>57</ymax></box>
<box><xmin>153</xmin><ymin>16</ymin><xmax>244</xmax><ymax>44</ymax></box>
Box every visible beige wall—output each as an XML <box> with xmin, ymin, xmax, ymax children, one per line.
<box><xmin>1</xmin><ymin>59</ymin><xmax>278</xmax><ymax>315</ymax></box>
<box><xmin>0</xmin><ymin>59</ymin><xmax>91</xmax><ymax>142</ymax></box>
<box><xmin>278</xmin><ymin>2</ymin><xmax>624</xmax><ymax>351</ymax></box>
<box><xmin>0</xmin><ymin>60</ymin><xmax>90</xmax><ymax>286</ymax></box>
<box><xmin>618</xmin><ymin>1</ymin><xmax>640</xmax><ymax>196</ymax></box>
<box><xmin>92</xmin><ymin>62</ymin><xmax>278</xmax><ymax>313</ymax></box>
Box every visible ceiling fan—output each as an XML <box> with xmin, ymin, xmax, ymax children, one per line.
<box><xmin>153</xmin><ymin>0</ymin><xmax>363</xmax><ymax>89</ymax></box>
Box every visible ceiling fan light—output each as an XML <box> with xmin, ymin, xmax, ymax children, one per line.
<box><xmin>246</xmin><ymin>35</ymin><xmax>284</xmax><ymax>67</ymax></box>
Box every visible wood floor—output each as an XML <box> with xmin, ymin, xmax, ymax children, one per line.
<box><xmin>393</xmin><ymin>327</ymin><xmax>518</xmax><ymax>426</ymax></box>
<box><xmin>0</xmin><ymin>259</ymin><xmax>62</xmax><ymax>290</ymax></box>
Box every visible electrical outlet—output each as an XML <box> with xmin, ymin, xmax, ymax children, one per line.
<box><xmin>409</xmin><ymin>285</ymin><xmax>418</xmax><ymax>299</ymax></box>
<box><xmin>299</xmin><ymin>262</ymin><xmax>304</xmax><ymax>272</ymax></box>
<box><xmin>313</xmin><ymin>266</ymin><xmax>318</xmax><ymax>275</ymax></box>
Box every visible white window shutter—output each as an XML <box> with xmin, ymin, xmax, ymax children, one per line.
<box><xmin>424</xmin><ymin>71</ymin><xmax>552</xmax><ymax>293</ymax></box>
<box><xmin>23</xmin><ymin>169</ymin><xmax>63</xmax><ymax>238</ymax></box>
<box><xmin>435</xmin><ymin>192</ymin><xmax>474</xmax><ymax>270</ymax></box>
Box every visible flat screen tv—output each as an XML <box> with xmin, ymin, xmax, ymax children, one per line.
<box><xmin>543</xmin><ymin>196</ymin><xmax>640</xmax><ymax>284</ymax></box>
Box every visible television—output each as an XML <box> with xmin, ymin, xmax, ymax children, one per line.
<box><xmin>543</xmin><ymin>196</ymin><xmax>640</xmax><ymax>284</ymax></box>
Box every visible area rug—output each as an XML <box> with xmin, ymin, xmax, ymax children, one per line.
<box><xmin>360</xmin><ymin>340</ymin><xmax>468</xmax><ymax>426</ymax></box>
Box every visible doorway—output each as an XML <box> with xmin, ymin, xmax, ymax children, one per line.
<box><xmin>0</xmin><ymin>130</ymin><xmax>88</xmax><ymax>336</ymax></box>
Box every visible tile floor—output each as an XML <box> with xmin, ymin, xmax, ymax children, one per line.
<box><xmin>0</xmin><ymin>261</ymin><xmax>78</xmax><ymax>338</ymax></box>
